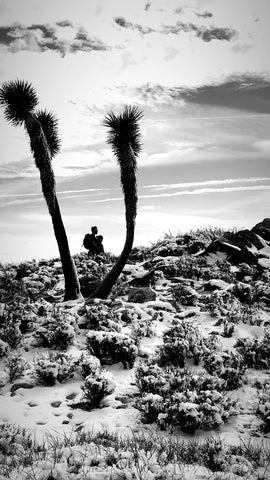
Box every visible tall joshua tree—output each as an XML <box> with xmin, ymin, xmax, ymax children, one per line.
<box><xmin>0</xmin><ymin>80</ymin><xmax>81</xmax><ymax>301</ymax></box>
<box><xmin>88</xmin><ymin>105</ymin><xmax>143</xmax><ymax>300</ymax></box>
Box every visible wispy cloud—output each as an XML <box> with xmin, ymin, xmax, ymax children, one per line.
<box><xmin>143</xmin><ymin>177</ymin><xmax>270</xmax><ymax>190</ymax></box>
<box><xmin>0</xmin><ymin>22</ymin><xmax>111</xmax><ymax>56</ymax></box>
<box><xmin>114</xmin><ymin>15</ymin><xmax>237</xmax><ymax>42</ymax></box>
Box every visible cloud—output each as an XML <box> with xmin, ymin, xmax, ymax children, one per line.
<box><xmin>114</xmin><ymin>15</ymin><xmax>236</xmax><ymax>42</ymax></box>
<box><xmin>0</xmin><ymin>21</ymin><xmax>111</xmax><ymax>55</ymax></box>
<box><xmin>162</xmin><ymin>21</ymin><xmax>237</xmax><ymax>42</ymax></box>
<box><xmin>85</xmin><ymin>183</ymin><xmax>270</xmax><ymax>204</ymax></box>
<box><xmin>196</xmin><ymin>11</ymin><xmax>213</xmax><ymax>18</ymax></box>
<box><xmin>143</xmin><ymin>177</ymin><xmax>270</xmax><ymax>191</ymax></box>
<box><xmin>130</xmin><ymin>74</ymin><xmax>270</xmax><ymax>114</ymax></box>
<box><xmin>114</xmin><ymin>16</ymin><xmax>155</xmax><ymax>34</ymax></box>
<box><xmin>181</xmin><ymin>74</ymin><xmax>270</xmax><ymax>113</ymax></box>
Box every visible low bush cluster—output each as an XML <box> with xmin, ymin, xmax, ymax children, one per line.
<box><xmin>84</xmin><ymin>304</ymin><xmax>121</xmax><ymax>332</ymax></box>
<box><xmin>156</xmin><ymin>320</ymin><xmax>219</xmax><ymax>367</ymax></box>
<box><xmin>135</xmin><ymin>361</ymin><xmax>237</xmax><ymax>433</ymax></box>
<box><xmin>34</xmin><ymin>352</ymin><xmax>76</xmax><ymax>386</ymax></box>
<box><xmin>81</xmin><ymin>370</ymin><xmax>115</xmax><ymax>408</ymax></box>
<box><xmin>257</xmin><ymin>382</ymin><xmax>270</xmax><ymax>432</ymax></box>
<box><xmin>234</xmin><ymin>329</ymin><xmax>270</xmax><ymax>369</ymax></box>
<box><xmin>35</xmin><ymin>308</ymin><xmax>77</xmax><ymax>349</ymax></box>
<box><xmin>4</xmin><ymin>353</ymin><xmax>30</xmax><ymax>383</ymax></box>
<box><xmin>86</xmin><ymin>330</ymin><xmax>138</xmax><ymax>368</ymax></box>
<box><xmin>203</xmin><ymin>350</ymin><xmax>246</xmax><ymax>390</ymax></box>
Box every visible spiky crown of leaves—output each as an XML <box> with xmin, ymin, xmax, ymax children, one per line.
<box><xmin>35</xmin><ymin>109</ymin><xmax>61</xmax><ymax>157</ymax></box>
<box><xmin>102</xmin><ymin>105</ymin><xmax>143</xmax><ymax>158</ymax></box>
<box><xmin>0</xmin><ymin>79</ymin><xmax>60</xmax><ymax>157</ymax></box>
<box><xmin>0</xmin><ymin>79</ymin><xmax>38</xmax><ymax>126</ymax></box>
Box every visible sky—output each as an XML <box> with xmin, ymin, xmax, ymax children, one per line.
<box><xmin>0</xmin><ymin>0</ymin><xmax>269</xmax><ymax>263</ymax></box>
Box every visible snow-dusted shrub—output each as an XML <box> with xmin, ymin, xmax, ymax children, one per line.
<box><xmin>171</xmin><ymin>284</ymin><xmax>198</xmax><ymax>306</ymax></box>
<box><xmin>202</xmin><ymin>290</ymin><xmax>241</xmax><ymax>321</ymax></box>
<box><xmin>257</xmin><ymin>383</ymin><xmax>270</xmax><ymax>432</ymax></box>
<box><xmin>222</xmin><ymin>318</ymin><xmax>235</xmax><ymax>337</ymax></box>
<box><xmin>4</xmin><ymin>353</ymin><xmax>30</xmax><ymax>383</ymax></box>
<box><xmin>81</xmin><ymin>370</ymin><xmax>116</xmax><ymax>408</ymax></box>
<box><xmin>203</xmin><ymin>350</ymin><xmax>246</xmax><ymax>390</ymax></box>
<box><xmin>84</xmin><ymin>304</ymin><xmax>121</xmax><ymax>332</ymax></box>
<box><xmin>232</xmin><ymin>282</ymin><xmax>255</xmax><ymax>304</ymax></box>
<box><xmin>35</xmin><ymin>310</ymin><xmax>76</xmax><ymax>349</ymax></box>
<box><xmin>235</xmin><ymin>329</ymin><xmax>270</xmax><ymax>369</ymax></box>
<box><xmin>135</xmin><ymin>361</ymin><xmax>170</xmax><ymax>395</ymax></box>
<box><xmin>77</xmin><ymin>351</ymin><xmax>101</xmax><ymax>379</ymax></box>
<box><xmin>131</xmin><ymin>317</ymin><xmax>156</xmax><ymax>346</ymax></box>
<box><xmin>86</xmin><ymin>331</ymin><xmax>138</xmax><ymax>368</ymax></box>
<box><xmin>156</xmin><ymin>320</ymin><xmax>218</xmax><ymax>367</ymax></box>
<box><xmin>34</xmin><ymin>352</ymin><xmax>75</xmax><ymax>386</ymax></box>
<box><xmin>0</xmin><ymin>308</ymin><xmax>22</xmax><ymax>349</ymax></box>
<box><xmin>0</xmin><ymin>339</ymin><xmax>9</xmax><ymax>358</ymax></box>
<box><xmin>136</xmin><ymin>367</ymin><xmax>237</xmax><ymax>433</ymax></box>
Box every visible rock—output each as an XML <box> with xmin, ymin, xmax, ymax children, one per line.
<box><xmin>252</xmin><ymin>218</ymin><xmax>270</xmax><ymax>241</ymax></box>
<box><xmin>240</xmin><ymin>245</ymin><xmax>258</xmax><ymax>265</ymax></box>
<box><xmin>128</xmin><ymin>287</ymin><xmax>157</xmax><ymax>303</ymax></box>
<box><xmin>51</xmin><ymin>400</ymin><xmax>61</xmax><ymax>408</ymax></box>
<box><xmin>224</xmin><ymin>229</ymin><xmax>265</xmax><ymax>250</ymax></box>
<box><xmin>204</xmin><ymin>279</ymin><xmax>231</xmax><ymax>291</ymax></box>
<box><xmin>129</xmin><ymin>269</ymin><xmax>156</xmax><ymax>287</ymax></box>
<box><xmin>206</xmin><ymin>238</ymin><xmax>241</xmax><ymax>257</ymax></box>
<box><xmin>258</xmin><ymin>258</ymin><xmax>270</xmax><ymax>269</ymax></box>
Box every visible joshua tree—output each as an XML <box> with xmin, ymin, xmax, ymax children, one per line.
<box><xmin>0</xmin><ymin>80</ymin><xmax>81</xmax><ymax>301</ymax></box>
<box><xmin>88</xmin><ymin>105</ymin><xmax>143</xmax><ymax>300</ymax></box>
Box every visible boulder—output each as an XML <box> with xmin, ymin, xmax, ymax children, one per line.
<box><xmin>128</xmin><ymin>287</ymin><xmax>157</xmax><ymax>303</ymax></box>
<box><xmin>252</xmin><ymin>218</ymin><xmax>270</xmax><ymax>241</ymax></box>
<box><xmin>224</xmin><ymin>229</ymin><xmax>264</xmax><ymax>250</ymax></box>
<box><xmin>204</xmin><ymin>279</ymin><xmax>230</xmax><ymax>291</ymax></box>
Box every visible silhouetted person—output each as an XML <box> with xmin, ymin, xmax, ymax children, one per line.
<box><xmin>83</xmin><ymin>226</ymin><xmax>99</xmax><ymax>256</ymax></box>
<box><xmin>96</xmin><ymin>235</ymin><xmax>104</xmax><ymax>254</ymax></box>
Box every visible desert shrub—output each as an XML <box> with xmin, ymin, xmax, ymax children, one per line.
<box><xmin>171</xmin><ymin>284</ymin><xmax>198</xmax><ymax>306</ymax></box>
<box><xmin>0</xmin><ymin>307</ymin><xmax>22</xmax><ymax>349</ymax></box>
<box><xmin>4</xmin><ymin>353</ymin><xmax>30</xmax><ymax>383</ymax></box>
<box><xmin>131</xmin><ymin>317</ymin><xmax>156</xmax><ymax>346</ymax></box>
<box><xmin>35</xmin><ymin>309</ymin><xmax>77</xmax><ymax>349</ymax></box>
<box><xmin>81</xmin><ymin>370</ymin><xmax>115</xmax><ymax>408</ymax></box>
<box><xmin>234</xmin><ymin>330</ymin><xmax>270</xmax><ymax>369</ymax></box>
<box><xmin>86</xmin><ymin>331</ymin><xmax>138</xmax><ymax>368</ymax></box>
<box><xmin>175</xmin><ymin>255</ymin><xmax>204</xmax><ymax>280</ymax></box>
<box><xmin>77</xmin><ymin>351</ymin><xmax>101</xmax><ymax>379</ymax></box>
<box><xmin>222</xmin><ymin>318</ymin><xmax>235</xmax><ymax>337</ymax></box>
<box><xmin>34</xmin><ymin>352</ymin><xmax>76</xmax><ymax>386</ymax></box>
<box><xmin>109</xmin><ymin>276</ymin><xmax>130</xmax><ymax>299</ymax></box>
<box><xmin>257</xmin><ymin>383</ymin><xmax>270</xmax><ymax>432</ymax></box>
<box><xmin>136</xmin><ymin>364</ymin><xmax>237</xmax><ymax>433</ymax></box>
<box><xmin>156</xmin><ymin>320</ymin><xmax>219</xmax><ymax>367</ymax></box>
<box><xmin>84</xmin><ymin>304</ymin><xmax>121</xmax><ymax>332</ymax></box>
<box><xmin>232</xmin><ymin>282</ymin><xmax>255</xmax><ymax>304</ymax></box>
<box><xmin>203</xmin><ymin>350</ymin><xmax>246</xmax><ymax>390</ymax></box>
<box><xmin>202</xmin><ymin>290</ymin><xmax>241</xmax><ymax>321</ymax></box>
<box><xmin>0</xmin><ymin>339</ymin><xmax>9</xmax><ymax>358</ymax></box>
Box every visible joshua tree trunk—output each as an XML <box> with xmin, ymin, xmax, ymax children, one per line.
<box><xmin>0</xmin><ymin>79</ymin><xmax>81</xmax><ymax>301</ymax></box>
<box><xmin>26</xmin><ymin>115</ymin><xmax>81</xmax><ymax>301</ymax></box>
<box><xmin>87</xmin><ymin>107</ymin><xmax>142</xmax><ymax>301</ymax></box>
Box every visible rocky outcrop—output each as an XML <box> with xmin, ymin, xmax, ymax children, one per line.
<box><xmin>251</xmin><ymin>218</ymin><xmax>270</xmax><ymax>241</ymax></box>
<box><xmin>128</xmin><ymin>287</ymin><xmax>157</xmax><ymax>303</ymax></box>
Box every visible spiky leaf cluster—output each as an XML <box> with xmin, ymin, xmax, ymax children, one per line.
<box><xmin>35</xmin><ymin>109</ymin><xmax>61</xmax><ymax>157</ymax></box>
<box><xmin>102</xmin><ymin>105</ymin><xmax>143</xmax><ymax>159</ymax></box>
<box><xmin>0</xmin><ymin>79</ymin><xmax>38</xmax><ymax>126</ymax></box>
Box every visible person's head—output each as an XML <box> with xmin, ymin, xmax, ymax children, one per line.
<box><xmin>91</xmin><ymin>226</ymin><xmax>98</xmax><ymax>235</ymax></box>
<box><xmin>96</xmin><ymin>235</ymin><xmax>103</xmax><ymax>242</ymax></box>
